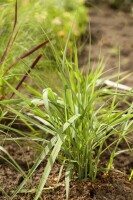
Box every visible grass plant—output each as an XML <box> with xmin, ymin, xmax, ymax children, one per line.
<box><xmin>0</xmin><ymin>1</ymin><xmax>133</xmax><ymax>200</ymax></box>
<box><xmin>1</xmin><ymin>41</ymin><xmax>133</xmax><ymax>199</ymax></box>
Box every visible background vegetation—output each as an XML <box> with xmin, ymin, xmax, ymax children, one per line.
<box><xmin>0</xmin><ymin>0</ymin><xmax>88</xmax><ymax>95</ymax></box>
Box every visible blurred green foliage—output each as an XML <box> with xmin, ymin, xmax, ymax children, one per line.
<box><xmin>0</xmin><ymin>0</ymin><xmax>88</xmax><ymax>92</ymax></box>
<box><xmin>0</xmin><ymin>0</ymin><xmax>88</xmax><ymax>68</ymax></box>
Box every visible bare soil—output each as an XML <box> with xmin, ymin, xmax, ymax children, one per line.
<box><xmin>80</xmin><ymin>3</ymin><xmax>133</xmax><ymax>87</ymax></box>
<box><xmin>1</xmin><ymin>3</ymin><xmax>133</xmax><ymax>200</ymax></box>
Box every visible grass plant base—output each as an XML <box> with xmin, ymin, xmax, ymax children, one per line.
<box><xmin>0</xmin><ymin>140</ymin><xmax>133</xmax><ymax>200</ymax></box>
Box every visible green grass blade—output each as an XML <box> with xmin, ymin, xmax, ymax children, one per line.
<box><xmin>34</xmin><ymin>135</ymin><xmax>65</xmax><ymax>200</ymax></box>
<box><xmin>34</xmin><ymin>114</ymin><xmax>80</xmax><ymax>199</ymax></box>
<box><xmin>65</xmin><ymin>165</ymin><xmax>72</xmax><ymax>200</ymax></box>
<box><xmin>0</xmin><ymin>146</ymin><xmax>25</xmax><ymax>176</ymax></box>
<box><xmin>0</xmin><ymin>99</ymin><xmax>22</xmax><ymax>105</ymax></box>
<box><xmin>11</xmin><ymin>136</ymin><xmax>57</xmax><ymax>199</ymax></box>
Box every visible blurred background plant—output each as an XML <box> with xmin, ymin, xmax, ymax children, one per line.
<box><xmin>0</xmin><ymin>0</ymin><xmax>88</xmax><ymax>104</ymax></box>
<box><xmin>0</xmin><ymin>0</ymin><xmax>88</xmax><ymax>69</ymax></box>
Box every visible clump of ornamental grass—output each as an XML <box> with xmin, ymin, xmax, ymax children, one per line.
<box><xmin>1</xmin><ymin>41</ymin><xmax>133</xmax><ymax>200</ymax></box>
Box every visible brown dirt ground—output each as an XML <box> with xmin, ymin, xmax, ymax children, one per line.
<box><xmin>1</xmin><ymin>3</ymin><xmax>133</xmax><ymax>200</ymax></box>
<box><xmin>80</xmin><ymin>3</ymin><xmax>133</xmax><ymax>87</ymax></box>
<box><xmin>0</xmin><ymin>140</ymin><xmax>133</xmax><ymax>200</ymax></box>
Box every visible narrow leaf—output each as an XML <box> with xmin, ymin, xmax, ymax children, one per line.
<box><xmin>34</xmin><ymin>115</ymin><xmax>80</xmax><ymax>199</ymax></box>
<box><xmin>11</xmin><ymin>54</ymin><xmax>43</xmax><ymax>98</ymax></box>
<box><xmin>0</xmin><ymin>146</ymin><xmax>25</xmax><ymax>176</ymax></box>
<box><xmin>11</xmin><ymin>136</ymin><xmax>57</xmax><ymax>199</ymax></box>
<box><xmin>34</xmin><ymin>136</ymin><xmax>64</xmax><ymax>200</ymax></box>
<box><xmin>65</xmin><ymin>165</ymin><xmax>72</xmax><ymax>200</ymax></box>
<box><xmin>0</xmin><ymin>0</ymin><xmax>18</xmax><ymax>65</ymax></box>
<box><xmin>4</xmin><ymin>40</ymin><xmax>49</xmax><ymax>74</ymax></box>
<box><xmin>13</xmin><ymin>0</ymin><xmax>18</xmax><ymax>31</ymax></box>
